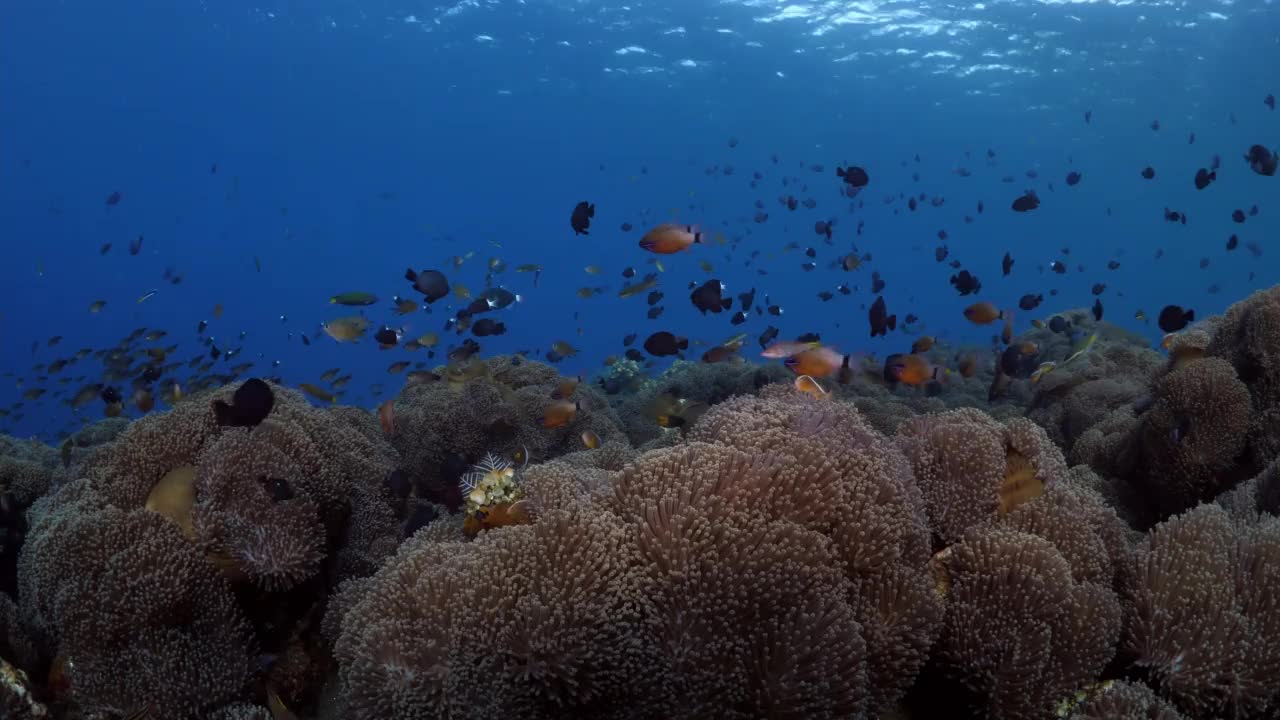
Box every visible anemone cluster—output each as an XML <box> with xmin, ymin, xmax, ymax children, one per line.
<box><xmin>2</xmin><ymin>287</ymin><xmax>1280</xmax><ymax>719</ymax></box>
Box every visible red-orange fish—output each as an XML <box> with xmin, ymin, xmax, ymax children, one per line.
<box><xmin>964</xmin><ymin>302</ymin><xmax>1006</xmax><ymax>325</ymax></box>
<box><xmin>541</xmin><ymin>399</ymin><xmax>579</xmax><ymax>428</ymax></box>
<box><xmin>884</xmin><ymin>353</ymin><xmax>942</xmax><ymax>386</ymax></box>
<box><xmin>784</xmin><ymin>346</ymin><xmax>844</xmax><ymax>378</ymax></box>
<box><xmin>639</xmin><ymin>224</ymin><xmax>703</xmax><ymax>254</ymax></box>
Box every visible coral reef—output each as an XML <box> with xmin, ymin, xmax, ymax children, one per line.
<box><xmin>1</xmin><ymin>280</ymin><xmax>1279</xmax><ymax>720</ymax></box>
<box><xmin>389</xmin><ymin>356</ymin><xmax>624</xmax><ymax>509</ymax></box>
<box><xmin>10</xmin><ymin>381</ymin><xmax>402</xmax><ymax>718</ymax></box>
<box><xmin>329</xmin><ymin>388</ymin><xmax>943</xmax><ymax>719</ymax></box>
<box><xmin>1071</xmin><ymin>287</ymin><xmax>1280</xmax><ymax>526</ymax></box>
<box><xmin>896</xmin><ymin>407</ymin><xmax>1067</xmax><ymax>545</ymax></box>
<box><xmin>1119</xmin><ymin>504</ymin><xmax>1280</xmax><ymax>719</ymax></box>
<box><xmin>1067</xmin><ymin>680</ymin><xmax>1188</xmax><ymax>719</ymax></box>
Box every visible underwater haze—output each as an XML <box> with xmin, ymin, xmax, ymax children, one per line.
<box><xmin>1</xmin><ymin>0</ymin><xmax>1278</xmax><ymax>438</ymax></box>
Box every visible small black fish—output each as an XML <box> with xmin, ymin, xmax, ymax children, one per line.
<box><xmin>129</xmin><ymin>235</ymin><xmax>143</xmax><ymax>256</ymax></box>
<box><xmin>405</xmin><ymin>268</ymin><xmax>449</xmax><ymax>303</ymax></box>
<box><xmin>1158</xmin><ymin>305</ymin><xmax>1195</xmax><ymax>333</ymax></box>
<box><xmin>689</xmin><ymin>280</ymin><xmax>726</xmax><ymax>314</ymax></box>
<box><xmin>105</xmin><ymin>191</ymin><xmax>121</xmax><ymax>206</ymax></box>
<box><xmin>1141</xmin><ymin>167</ymin><xmax>1155</xmax><ymax>180</ymax></box>
<box><xmin>1011</xmin><ymin>191</ymin><xmax>1039</xmax><ymax>212</ymax></box>
<box><xmin>1232</xmin><ymin>209</ymin><xmax>1246</xmax><ymax>223</ymax></box>
<box><xmin>1065</xmin><ymin>171</ymin><xmax>1082</xmax><ymax>186</ymax></box>
<box><xmin>647</xmin><ymin>306</ymin><xmax>664</xmax><ymax>320</ymax></box>
<box><xmin>868</xmin><ymin>296</ymin><xmax>896</xmax><ymax>338</ymax></box>
<box><xmin>1267</xmin><ymin>94</ymin><xmax>1276</xmax><ymax>110</ymax></box>
<box><xmin>570</xmin><ymin>201</ymin><xmax>595</xmax><ymax>235</ymax></box>
<box><xmin>374</xmin><ymin>327</ymin><xmax>400</xmax><ymax>346</ymax></box>
<box><xmin>1018</xmin><ymin>294</ymin><xmax>1043</xmax><ymax>311</ymax></box>
<box><xmin>472</xmin><ymin>319</ymin><xmax>506</xmax><ymax>337</ymax></box>
<box><xmin>1091</xmin><ymin>283</ymin><xmax>1106</xmax><ymax>296</ymax></box>
<box><xmin>643</xmin><ymin>331</ymin><xmax>687</xmax><ymax>357</ymax></box>
<box><xmin>950</xmin><ymin>270</ymin><xmax>982</xmax><ymax>296</ymax></box>
<box><xmin>936</xmin><ymin>246</ymin><xmax>949</xmax><ymax>262</ymax></box>
<box><xmin>758</xmin><ymin>325</ymin><xmax>779</xmax><ymax>349</ymax></box>
<box><xmin>1227</xmin><ymin>234</ymin><xmax>1239</xmax><ymax>251</ymax></box>
<box><xmin>1049</xmin><ymin>261</ymin><xmax>1066</xmax><ymax>274</ymax></box>
<box><xmin>622</xmin><ymin>333</ymin><xmax>636</xmax><ymax>346</ymax></box>
<box><xmin>1245</xmin><ymin>145</ymin><xmax>1277</xmax><ymax>176</ymax></box>
<box><xmin>1092</xmin><ymin>298</ymin><xmax>1103</xmax><ymax>321</ymax></box>
<box><xmin>213</xmin><ymin>378</ymin><xmax>275</xmax><ymax>428</ymax></box>
<box><xmin>1193</xmin><ymin>168</ymin><xmax>1216</xmax><ymax>190</ymax></box>
<box><xmin>836</xmin><ymin>165</ymin><xmax>870</xmax><ymax>188</ymax></box>
<box><xmin>1002</xmin><ymin>252</ymin><xmax>1014</xmax><ymax>276</ymax></box>
<box><xmin>1107</xmin><ymin>260</ymin><xmax>1120</xmax><ymax>270</ymax></box>
<box><xmin>1049</xmin><ymin>316</ymin><xmax>1070</xmax><ymax>333</ymax></box>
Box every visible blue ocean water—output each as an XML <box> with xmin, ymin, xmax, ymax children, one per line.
<box><xmin>1</xmin><ymin>0</ymin><xmax>1276</xmax><ymax>441</ymax></box>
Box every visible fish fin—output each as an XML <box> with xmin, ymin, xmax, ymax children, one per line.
<box><xmin>212</xmin><ymin>400</ymin><xmax>235</xmax><ymax>426</ymax></box>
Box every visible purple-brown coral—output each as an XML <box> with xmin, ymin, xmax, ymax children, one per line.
<box><xmin>1121</xmin><ymin>504</ymin><xmax>1280</xmax><ymax>718</ymax></box>
<box><xmin>1133</xmin><ymin>357</ymin><xmax>1252</xmax><ymax>515</ymax></box>
<box><xmin>331</xmin><ymin>388</ymin><xmax>943</xmax><ymax>719</ymax></box>
<box><xmin>934</xmin><ymin>525</ymin><xmax>1122</xmax><ymax>719</ymax></box>
<box><xmin>896</xmin><ymin>407</ymin><xmax>1067</xmax><ymax>545</ymax></box>
<box><xmin>1206</xmin><ymin>285</ymin><xmax>1280</xmax><ymax>471</ymax></box>
<box><xmin>12</xmin><ymin>380</ymin><xmax>403</xmax><ymax>716</ymax></box>
<box><xmin>18</xmin><ymin>481</ymin><xmax>254</xmax><ymax>718</ymax></box>
<box><xmin>388</xmin><ymin>356</ymin><xmax>624</xmax><ymax>509</ymax></box>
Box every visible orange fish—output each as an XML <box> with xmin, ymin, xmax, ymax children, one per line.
<box><xmin>793</xmin><ymin>374</ymin><xmax>829</xmax><ymax>399</ymax></box>
<box><xmin>957</xmin><ymin>353</ymin><xmax>979</xmax><ymax>378</ymax></box>
<box><xmin>784</xmin><ymin>346</ymin><xmax>844</xmax><ymax>378</ymax></box>
<box><xmin>551</xmin><ymin>376</ymin><xmax>580</xmax><ymax>400</ymax></box>
<box><xmin>964</xmin><ymin>302</ymin><xmax>1005</xmax><ymax>325</ymax></box>
<box><xmin>463</xmin><ymin>500</ymin><xmax>532</xmax><ymax>538</ymax></box>
<box><xmin>884</xmin><ymin>353</ymin><xmax>941</xmax><ymax>386</ymax></box>
<box><xmin>639</xmin><ymin>224</ymin><xmax>703</xmax><ymax>254</ymax></box>
<box><xmin>761</xmin><ymin>340</ymin><xmax>820</xmax><ymax>359</ymax></box>
<box><xmin>1019</xmin><ymin>341</ymin><xmax>1039</xmax><ymax>356</ymax></box>
<box><xmin>377</xmin><ymin>399</ymin><xmax>395</xmax><ymax>436</ymax></box>
<box><xmin>581</xmin><ymin>430</ymin><xmax>600</xmax><ymax>449</ymax></box>
<box><xmin>911</xmin><ymin>336</ymin><xmax>934</xmax><ymax>353</ymax></box>
<box><xmin>541</xmin><ymin>399</ymin><xmax>579</xmax><ymax>428</ymax></box>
